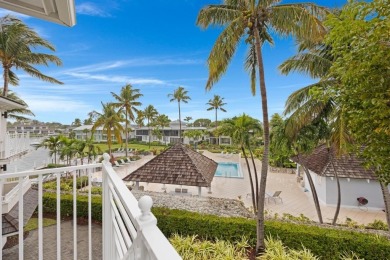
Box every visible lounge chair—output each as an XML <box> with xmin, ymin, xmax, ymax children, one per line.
<box><xmin>119</xmin><ymin>159</ymin><xmax>130</xmax><ymax>165</ymax></box>
<box><xmin>267</xmin><ymin>191</ymin><xmax>283</xmax><ymax>204</ymax></box>
<box><xmin>113</xmin><ymin>161</ymin><xmax>124</xmax><ymax>167</ymax></box>
<box><xmin>219</xmin><ymin>151</ymin><xmax>225</xmax><ymax>157</ymax></box>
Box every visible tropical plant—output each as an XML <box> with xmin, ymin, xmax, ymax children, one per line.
<box><xmin>184</xmin><ymin>116</ymin><xmax>192</xmax><ymax>124</ymax></box>
<box><xmin>59</xmin><ymin>137</ymin><xmax>77</xmax><ymax>165</ymax></box>
<box><xmin>197</xmin><ymin>0</ymin><xmax>328</xmax><ymax>252</ymax></box>
<box><xmin>92</xmin><ymin>102</ymin><xmax>124</xmax><ymax>155</ymax></box>
<box><xmin>207</xmin><ymin>95</ymin><xmax>227</xmax><ymax>130</ymax></box>
<box><xmin>154</xmin><ymin>114</ymin><xmax>170</xmax><ymax>145</ymax></box>
<box><xmin>0</xmin><ymin>15</ymin><xmax>63</xmax><ymax>97</ymax></box>
<box><xmin>72</xmin><ymin>118</ymin><xmax>81</xmax><ymax>127</ymax></box>
<box><xmin>168</xmin><ymin>86</ymin><xmax>191</xmax><ymax>140</ymax></box>
<box><xmin>220</xmin><ymin>114</ymin><xmax>262</xmax><ymax>213</ymax></box>
<box><xmin>111</xmin><ymin>84</ymin><xmax>143</xmax><ymax>156</ymax></box>
<box><xmin>143</xmin><ymin>105</ymin><xmax>158</xmax><ymax>148</ymax></box>
<box><xmin>37</xmin><ymin>135</ymin><xmax>65</xmax><ymax>164</ymax></box>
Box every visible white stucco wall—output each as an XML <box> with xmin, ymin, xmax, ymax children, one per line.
<box><xmin>304</xmin><ymin>170</ymin><xmax>390</xmax><ymax>210</ymax></box>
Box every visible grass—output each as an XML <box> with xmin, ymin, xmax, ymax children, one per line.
<box><xmin>95</xmin><ymin>143</ymin><xmax>166</xmax><ymax>152</ymax></box>
<box><xmin>24</xmin><ymin>218</ymin><xmax>56</xmax><ymax>232</ymax></box>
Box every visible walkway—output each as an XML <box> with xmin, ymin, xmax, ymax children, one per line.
<box><xmin>2</xmin><ymin>221</ymin><xmax>102</xmax><ymax>260</ymax></box>
<box><xmin>107</xmin><ymin>151</ymin><xmax>387</xmax><ymax>225</ymax></box>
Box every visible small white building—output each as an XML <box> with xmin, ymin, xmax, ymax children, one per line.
<box><xmin>293</xmin><ymin>145</ymin><xmax>390</xmax><ymax>210</ymax></box>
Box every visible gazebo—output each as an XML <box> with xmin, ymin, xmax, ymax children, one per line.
<box><xmin>123</xmin><ymin>143</ymin><xmax>217</xmax><ymax>196</ymax></box>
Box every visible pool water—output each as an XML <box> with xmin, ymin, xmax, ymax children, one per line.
<box><xmin>215</xmin><ymin>162</ymin><xmax>242</xmax><ymax>178</ymax></box>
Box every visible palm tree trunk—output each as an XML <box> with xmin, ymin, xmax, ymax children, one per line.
<box><xmin>3</xmin><ymin>65</ymin><xmax>9</xmax><ymax>96</ymax></box>
<box><xmin>249</xmin><ymin>147</ymin><xmax>259</xmax><ymax>209</ymax></box>
<box><xmin>254</xmin><ymin>28</ymin><xmax>270</xmax><ymax>254</ymax></box>
<box><xmin>242</xmin><ymin>146</ymin><xmax>257</xmax><ymax>212</ymax></box>
<box><xmin>379</xmin><ymin>181</ymin><xmax>390</xmax><ymax>232</ymax></box>
<box><xmin>215</xmin><ymin>109</ymin><xmax>218</xmax><ymax>145</ymax></box>
<box><xmin>178</xmin><ymin>101</ymin><xmax>182</xmax><ymax>141</ymax></box>
<box><xmin>329</xmin><ymin>151</ymin><xmax>341</xmax><ymax>225</ymax></box>
<box><xmin>299</xmin><ymin>157</ymin><xmax>323</xmax><ymax>223</ymax></box>
<box><xmin>125</xmin><ymin>110</ymin><xmax>128</xmax><ymax>157</ymax></box>
<box><xmin>148</xmin><ymin>118</ymin><xmax>151</xmax><ymax>148</ymax></box>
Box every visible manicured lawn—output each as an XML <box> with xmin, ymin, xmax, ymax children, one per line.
<box><xmin>24</xmin><ymin>218</ymin><xmax>56</xmax><ymax>232</ymax></box>
<box><xmin>96</xmin><ymin>143</ymin><xmax>166</xmax><ymax>152</ymax></box>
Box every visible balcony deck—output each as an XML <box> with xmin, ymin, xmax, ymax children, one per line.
<box><xmin>0</xmin><ymin>153</ymin><xmax>181</xmax><ymax>260</ymax></box>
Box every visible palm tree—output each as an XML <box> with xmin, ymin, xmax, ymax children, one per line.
<box><xmin>135</xmin><ymin>110</ymin><xmax>145</xmax><ymax>127</ymax></box>
<box><xmin>207</xmin><ymin>95</ymin><xmax>227</xmax><ymax>144</ymax></box>
<box><xmin>59</xmin><ymin>137</ymin><xmax>77</xmax><ymax>165</ymax></box>
<box><xmin>197</xmin><ymin>1</ymin><xmax>328</xmax><ymax>252</ymax></box>
<box><xmin>143</xmin><ymin>105</ymin><xmax>158</xmax><ymax>148</ymax></box>
<box><xmin>92</xmin><ymin>102</ymin><xmax>124</xmax><ymax>155</ymax></box>
<box><xmin>37</xmin><ymin>135</ymin><xmax>64</xmax><ymax>164</ymax></box>
<box><xmin>0</xmin><ymin>15</ymin><xmax>63</xmax><ymax>97</ymax></box>
<box><xmin>111</xmin><ymin>84</ymin><xmax>143</xmax><ymax>157</ymax></box>
<box><xmin>220</xmin><ymin>114</ymin><xmax>262</xmax><ymax>212</ymax></box>
<box><xmin>72</xmin><ymin>118</ymin><xmax>82</xmax><ymax>127</ymax></box>
<box><xmin>155</xmin><ymin>114</ymin><xmax>170</xmax><ymax>145</ymax></box>
<box><xmin>168</xmin><ymin>86</ymin><xmax>191</xmax><ymax>141</ymax></box>
<box><xmin>184</xmin><ymin>116</ymin><xmax>192</xmax><ymax>124</ymax></box>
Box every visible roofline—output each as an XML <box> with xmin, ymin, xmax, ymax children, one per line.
<box><xmin>0</xmin><ymin>96</ymin><xmax>26</xmax><ymax>110</ymax></box>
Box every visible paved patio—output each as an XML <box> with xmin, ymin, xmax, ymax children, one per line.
<box><xmin>105</xmin><ymin>151</ymin><xmax>387</xmax><ymax>225</ymax></box>
<box><xmin>2</xmin><ymin>221</ymin><xmax>102</xmax><ymax>259</ymax></box>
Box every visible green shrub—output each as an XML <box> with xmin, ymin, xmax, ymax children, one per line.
<box><xmin>42</xmin><ymin>194</ymin><xmax>390</xmax><ymax>260</ymax></box>
<box><xmin>91</xmin><ymin>187</ymin><xmax>102</xmax><ymax>195</ymax></box>
<box><xmin>45</xmin><ymin>164</ymin><xmax>67</xmax><ymax>169</ymax></box>
<box><xmin>366</xmin><ymin>219</ymin><xmax>388</xmax><ymax>231</ymax></box>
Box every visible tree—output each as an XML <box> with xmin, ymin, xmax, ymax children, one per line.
<box><xmin>197</xmin><ymin>0</ymin><xmax>328</xmax><ymax>252</ymax></box>
<box><xmin>207</xmin><ymin>94</ymin><xmax>227</xmax><ymax>144</ymax></box>
<box><xmin>135</xmin><ymin>110</ymin><xmax>145</xmax><ymax>127</ymax></box>
<box><xmin>269</xmin><ymin>113</ymin><xmax>294</xmax><ymax>168</ymax></box>
<box><xmin>59</xmin><ymin>137</ymin><xmax>77</xmax><ymax>165</ymax></box>
<box><xmin>111</xmin><ymin>84</ymin><xmax>143</xmax><ymax>157</ymax></box>
<box><xmin>168</xmin><ymin>86</ymin><xmax>191</xmax><ymax>140</ymax></box>
<box><xmin>37</xmin><ymin>135</ymin><xmax>64</xmax><ymax>164</ymax></box>
<box><xmin>184</xmin><ymin>116</ymin><xmax>192</xmax><ymax>124</ymax></box>
<box><xmin>220</xmin><ymin>114</ymin><xmax>262</xmax><ymax>213</ymax></box>
<box><xmin>154</xmin><ymin>114</ymin><xmax>170</xmax><ymax>145</ymax></box>
<box><xmin>92</xmin><ymin>102</ymin><xmax>124</xmax><ymax>155</ymax></box>
<box><xmin>72</xmin><ymin>118</ymin><xmax>82</xmax><ymax>127</ymax></box>
<box><xmin>0</xmin><ymin>15</ymin><xmax>63</xmax><ymax>97</ymax></box>
<box><xmin>325</xmin><ymin>0</ymin><xmax>390</xmax><ymax>230</ymax></box>
<box><xmin>193</xmin><ymin>118</ymin><xmax>211</xmax><ymax>127</ymax></box>
<box><xmin>143</xmin><ymin>105</ymin><xmax>158</xmax><ymax>148</ymax></box>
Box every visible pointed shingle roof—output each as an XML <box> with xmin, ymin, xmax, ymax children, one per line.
<box><xmin>123</xmin><ymin>143</ymin><xmax>217</xmax><ymax>187</ymax></box>
<box><xmin>291</xmin><ymin>144</ymin><xmax>376</xmax><ymax>180</ymax></box>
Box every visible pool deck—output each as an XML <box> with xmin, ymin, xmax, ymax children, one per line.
<box><xmin>96</xmin><ymin>151</ymin><xmax>387</xmax><ymax>225</ymax></box>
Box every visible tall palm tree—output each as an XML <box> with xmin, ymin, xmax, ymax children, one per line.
<box><xmin>155</xmin><ymin>114</ymin><xmax>170</xmax><ymax>145</ymax></box>
<box><xmin>197</xmin><ymin>1</ymin><xmax>328</xmax><ymax>252</ymax></box>
<box><xmin>111</xmin><ymin>84</ymin><xmax>143</xmax><ymax>156</ymax></box>
<box><xmin>59</xmin><ymin>137</ymin><xmax>77</xmax><ymax>165</ymax></box>
<box><xmin>207</xmin><ymin>95</ymin><xmax>227</xmax><ymax>144</ymax></box>
<box><xmin>92</xmin><ymin>102</ymin><xmax>124</xmax><ymax>155</ymax></box>
<box><xmin>168</xmin><ymin>86</ymin><xmax>191</xmax><ymax>140</ymax></box>
<box><xmin>143</xmin><ymin>105</ymin><xmax>158</xmax><ymax>148</ymax></box>
<box><xmin>135</xmin><ymin>110</ymin><xmax>145</xmax><ymax>127</ymax></box>
<box><xmin>0</xmin><ymin>15</ymin><xmax>63</xmax><ymax>97</ymax></box>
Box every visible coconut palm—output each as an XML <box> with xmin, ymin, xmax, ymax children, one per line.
<box><xmin>197</xmin><ymin>0</ymin><xmax>328</xmax><ymax>252</ymax></box>
<box><xmin>220</xmin><ymin>114</ymin><xmax>262</xmax><ymax>212</ymax></box>
<box><xmin>207</xmin><ymin>95</ymin><xmax>227</xmax><ymax>144</ymax></box>
<box><xmin>0</xmin><ymin>15</ymin><xmax>63</xmax><ymax>97</ymax></box>
<box><xmin>154</xmin><ymin>114</ymin><xmax>170</xmax><ymax>145</ymax></box>
<box><xmin>111</xmin><ymin>84</ymin><xmax>143</xmax><ymax>156</ymax></box>
<box><xmin>37</xmin><ymin>135</ymin><xmax>64</xmax><ymax>164</ymax></box>
<box><xmin>92</xmin><ymin>102</ymin><xmax>124</xmax><ymax>155</ymax></box>
<box><xmin>168</xmin><ymin>86</ymin><xmax>191</xmax><ymax>140</ymax></box>
<box><xmin>72</xmin><ymin>118</ymin><xmax>82</xmax><ymax>127</ymax></box>
<box><xmin>143</xmin><ymin>105</ymin><xmax>158</xmax><ymax>148</ymax></box>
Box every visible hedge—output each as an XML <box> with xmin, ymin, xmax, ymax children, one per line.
<box><xmin>42</xmin><ymin>193</ymin><xmax>390</xmax><ymax>259</ymax></box>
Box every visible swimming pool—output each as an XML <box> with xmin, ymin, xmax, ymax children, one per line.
<box><xmin>214</xmin><ymin>162</ymin><xmax>243</xmax><ymax>178</ymax></box>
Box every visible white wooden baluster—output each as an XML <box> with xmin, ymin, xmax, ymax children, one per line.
<box><xmin>73</xmin><ymin>170</ymin><xmax>77</xmax><ymax>260</ymax></box>
<box><xmin>57</xmin><ymin>172</ymin><xmax>61</xmax><ymax>260</ymax></box>
<box><xmin>102</xmin><ymin>153</ymin><xmax>114</xmax><ymax>260</ymax></box>
<box><xmin>18</xmin><ymin>176</ymin><xmax>24</xmax><ymax>259</ymax></box>
<box><xmin>38</xmin><ymin>174</ymin><xmax>43</xmax><ymax>259</ymax></box>
<box><xmin>137</xmin><ymin>196</ymin><xmax>156</xmax><ymax>259</ymax></box>
<box><xmin>0</xmin><ymin>178</ymin><xmax>3</xmax><ymax>260</ymax></box>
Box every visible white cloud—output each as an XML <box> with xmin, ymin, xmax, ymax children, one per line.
<box><xmin>22</xmin><ymin>95</ymin><xmax>92</xmax><ymax>113</ymax></box>
<box><xmin>65</xmin><ymin>72</ymin><xmax>166</xmax><ymax>85</ymax></box>
<box><xmin>76</xmin><ymin>3</ymin><xmax>110</xmax><ymax>17</ymax></box>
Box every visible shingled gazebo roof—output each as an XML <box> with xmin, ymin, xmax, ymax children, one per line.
<box><xmin>123</xmin><ymin>143</ymin><xmax>217</xmax><ymax>187</ymax></box>
<box><xmin>291</xmin><ymin>144</ymin><xmax>376</xmax><ymax>180</ymax></box>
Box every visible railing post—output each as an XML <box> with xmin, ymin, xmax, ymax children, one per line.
<box><xmin>136</xmin><ymin>196</ymin><xmax>157</xmax><ymax>259</ymax></box>
<box><xmin>102</xmin><ymin>153</ymin><xmax>114</xmax><ymax>260</ymax></box>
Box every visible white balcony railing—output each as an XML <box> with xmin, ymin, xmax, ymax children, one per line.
<box><xmin>3</xmin><ymin>132</ymin><xmax>31</xmax><ymax>159</ymax></box>
<box><xmin>0</xmin><ymin>153</ymin><xmax>181</xmax><ymax>260</ymax></box>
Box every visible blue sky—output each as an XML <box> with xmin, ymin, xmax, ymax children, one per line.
<box><xmin>2</xmin><ymin>0</ymin><xmax>346</xmax><ymax>125</ymax></box>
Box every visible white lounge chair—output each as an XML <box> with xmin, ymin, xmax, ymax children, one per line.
<box><xmin>113</xmin><ymin>161</ymin><xmax>124</xmax><ymax>167</ymax></box>
<box><xmin>267</xmin><ymin>191</ymin><xmax>283</xmax><ymax>204</ymax></box>
<box><xmin>119</xmin><ymin>159</ymin><xmax>130</xmax><ymax>165</ymax></box>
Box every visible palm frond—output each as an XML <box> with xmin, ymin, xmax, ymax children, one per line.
<box><xmin>245</xmin><ymin>42</ymin><xmax>257</xmax><ymax>95</ymax></box>
<box><xmin>197</xmin><ymin>5</ymin><xmax>242</xmax><ymax>28</ymax></box>
<box><xmin>279</xmin><ymin>52</ymin><xmax>332</xmax><ymax>78</ymax></box>
<box><xmin>206</xmin><ymin>18</ymin><xmax>245</xmax><ymax>90</ymax></box>
<box><xmin>270</xmin><ymin>4</ymin><xmax>329</xmax><ymax>43</ymax></box>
